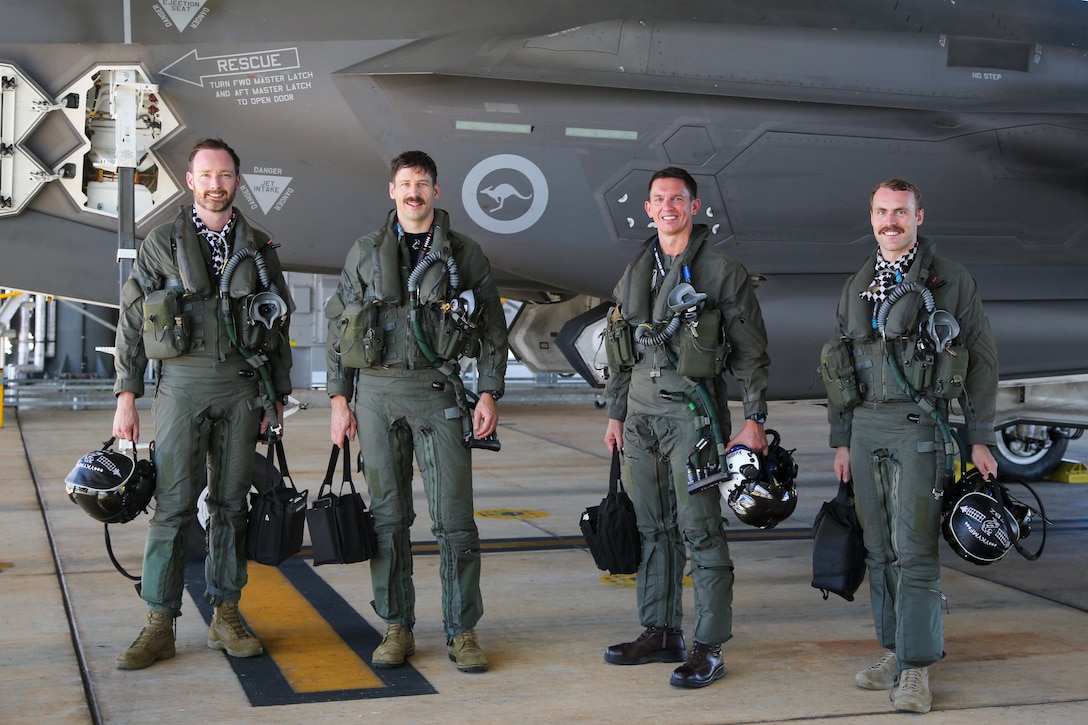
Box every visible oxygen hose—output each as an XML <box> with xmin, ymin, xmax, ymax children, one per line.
<box><xmin>876</xmin><ymin>286</ymin><xmax>957</xmax><ymax>499</ymax></box>
<box><xmin>406</xmin><ymin>249</ymin><xmax>461</xmax><ymax>377</ymax></box>
<box><xmin>219</xmin><ymin>247</ymin><xmax>282</xmax><ymax>438</ymax></box>
<box><xmin>656</xmin><ymin>345</ymin><xmax>730</xmax><ymax>487</ymax></box>
<box><xmin>874</xmin><ymin>281</ymin><xmax>934</xmax><ymax>332</ymax></box>
<box><xmin>634</xmin><ymin>315</ymin><xmax>681</xmax><ymax>347</ymax></box>
<box><xmin>405</xmin><ymin>248</ymin><xmax>481</xmax><ymax>440</ymax></box>
<box><xmin>638</xmin><ymin>308</ymin><xmax>731</xmax><ymax>484</ymax></box>
<box><xmin>671</xmin><ymin>381</ymin><xmax>730</xmax><ymax>483</ymax></box>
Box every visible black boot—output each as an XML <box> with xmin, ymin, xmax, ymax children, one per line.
<box><xmin>605</xmin><ymin>626</ymin><xmax>686</xmax><ymax>665</ymax></box>
<box><xmin>669</xmin><ymin>642</ymin><xmax>725</xmax><ymax>688</ymax></box>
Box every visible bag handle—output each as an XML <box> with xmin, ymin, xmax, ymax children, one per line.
<box><xmin>339</xmin><ymin>437</ymin><xmax>359</xmax><ymax>497</ymax></box>
<box><xmin>609</xmin><ymin>448</ymin><xmax>625</xmax><ymax>496</ymax></box>
<box><xmin>321</xmin><ymin>438</ymin><xmax>359</xmax><ymax>498</ymax></box>
<box><xmin>835</xmin><ymin>478</ymin><xmax>854</xmax><ymax>505</ymax></box>
<box><xmin>253</xmin><ymin>444</ymin><xmax>274</xmax><ymax>494</ymax></box>
<box><xmin>319</xmin><ymin>442</ymin><xmax>340</xmax><ymax>498</ymax></box>
<box><xmin>273</xmin><ymin>439</ymin><xmax>296</xmax><ymax>490</ymax></box>
<box><xmin>251</xmin><ymin>439</ymin><xmax>293</xmax><ymax>494</ymax></box>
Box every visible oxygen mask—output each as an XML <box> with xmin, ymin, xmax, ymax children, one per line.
<box><xmin>249</xmin><ymin>291</ymin><xmax>288</xmax><ymax>329</ymax></box>
<box><xmin>926</xmin><ymin>309</ymin><xmax>960</xmax><ymax>352</ymax></box>
<box><xmin>667</xmin><ymin>282</ymin><xmax>706</xmax><ymax>320</ymax></box>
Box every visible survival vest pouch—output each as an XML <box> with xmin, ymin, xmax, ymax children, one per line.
<box><xmin>422</xmin><ymin>300</ymin><xmax>479</xmax><ymax>362</ymax></box>
<box><xmin>897</xmin><ymin>338</ymin><xmax>933</xmax><ymax>393</ymax></box>
<box><xmin>820</xmin><ymin>336</ymin><xmax>861</xmax><ymax>409</ymax></box>
<box><xmin>604</xmin><ymin>306</ymin><xmax>636</xmax><ymax>373</ymax></box>
<box><xmin>897</xmin><ymin>339</ymin><xmax>968</xmax><ymax>400</ymax></box>
<box><xmin>931</xmin><ymin>344</ymin><xmax>968</xmax><ymax>400</ymax></box>
<box><xmin>333</xmin><ymin>299</ymin><xmax>382</xmax><ymax>369</ymax></box>
<box><xmin>239</xmin><ymin>294</ymin><xmax>287</xmax><ymax>352</ymax></box>
<box><xmin>675</xmin><ymin>308</ymin><xmax>727</xmax><ymax>379</ymax></box>
<box><xmin>142</xmin><ymin>288</ymin><xmax>191</xmax><ymax>359</ymax></box>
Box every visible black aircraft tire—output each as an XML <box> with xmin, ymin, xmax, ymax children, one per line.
<box><xmin>993</xmin><ymin>431</ymin><xmax>1068</xmax><ymax>482</ymax></box>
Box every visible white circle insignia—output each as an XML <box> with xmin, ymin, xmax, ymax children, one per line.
<box><xmin>461</xmin><ymin>154</ymin><xmax>548</xmax><ymax>234</ymax></box>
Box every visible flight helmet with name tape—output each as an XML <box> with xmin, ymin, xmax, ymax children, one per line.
<box><xmin>722</xmin><ymin>429</ymin><xmax>799</xmax><ymax>529</ymax></box>
<box><xmin>942</xmin><ymin>468</ymin><xmax>1035</xmax><ymax>565</ymax></box>
<box><xmin>65</xmin><ymin>438</ymin><xmax>155</xmax><ymax>524</ymax></box>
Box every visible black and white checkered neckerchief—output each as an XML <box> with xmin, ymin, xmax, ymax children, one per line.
<box><xmin>192</xmin><ymin>207</ymin><xmax>236</xmax><ymax>277</ymax></box>
<box><xmin>860</xmin><ymin>244</ymin><xmax>918</xmax><ymax>303</ymax></box>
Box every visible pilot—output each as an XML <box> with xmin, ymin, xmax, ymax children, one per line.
<box><xmin>825</xmin><ymin>178</ymin><xmax>998</xmax><ymax>713</ymax></box>
<box><xmin>325</xmin><ymin>150</ymin><xmax>508</xmax><ymax>673</ymax></box>
<box><xmin>112</xmin><ymin>138</ymin><xmax>294</xmax><ymax>670</ymax></box>
<box><xmin>603</xmin><ymin>166</ymin><xmax>771</xmax><ymax>689</ymax></box>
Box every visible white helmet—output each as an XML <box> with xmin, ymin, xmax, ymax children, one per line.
<box><xmin>721</xmin><ymin>430</ymin><xmax>799</xmax><ymax>529</ymax></box>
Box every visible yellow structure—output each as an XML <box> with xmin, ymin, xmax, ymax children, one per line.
<box><xmin>1049</xmin><ymin>460</ymin><xmax>1088</xmax><ymax>484</ymax></box>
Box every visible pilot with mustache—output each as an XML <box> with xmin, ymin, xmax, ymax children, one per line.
<box><xmin>112</xmin><ymin>137</ymin><xmax>294</xmax><ymax>670</ymax></box>
<box><xmin>325</xmin><ymin>150</ymin><xmax>508</xmax><ymax>673</ymax></box>
<box><xmin>603</xmin><ymin>166</ymin><xmax>771</xmax><ymax>689</ymax></box>
<box><xmin>825</xmin><ymin>178</ymin><xmax>998</xmax><ymax>714</ymax></box>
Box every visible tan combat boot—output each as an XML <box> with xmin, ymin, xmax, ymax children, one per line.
<box><xmin>207</xmin><ymin>602</ymin><xmax>263</xmax><ymax>658</ymax></box>
<box><xmin>448</xmin><ymin>629</ymin><xmax>489</xmax><ymax>673</ymax></box>
<box><xmin>116</xmin><ymin>610</ymin><xmax>176</xmax><ymax>670</ymax></box>
<box><xmin>856</xmin><ymin>651</ymin><xmax>898</xmax><ymax>690</ymax></box>
<box><xmin>372</xmin><ymin>623</ymin><xmax>415</xmax><ymax>668</ymax></box>
<box><xmin>891</xmin><ymin>666</ymin><xmax>932</xmax><ymax>713</ymax></box>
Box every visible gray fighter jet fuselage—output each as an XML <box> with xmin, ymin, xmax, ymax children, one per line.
<box><xmin>2</xmin><ymin>1</ymin><xmax>1087</xmax><ymax>476</ymax></box>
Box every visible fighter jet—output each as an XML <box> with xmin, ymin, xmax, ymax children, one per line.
<box><xmin>1</xmin><ymin>0</ymin><xmax>1086</xmax><ymax>477</ymax></box>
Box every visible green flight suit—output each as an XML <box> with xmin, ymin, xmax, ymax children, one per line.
<box><xmin>605</xmin><ymin>225</ymin><xmax>771</xmax><ymax>646</ymax></box>
<box><xmin>114</xmin><ymin>206</ymin><xmax>293</xmax><ymax>614</ymax></box>
<box><xmin>325</xmin><ymin>208</ymin><xmax>507</xmax><ymax>636</ymax></box>
<box><xmin>827</xmin><ymin>236</ymin><xmax>998</xmax><ymax>668</ymax></box>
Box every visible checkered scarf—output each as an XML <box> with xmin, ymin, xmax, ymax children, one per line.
<box><xmin>859</xmin><ymin>245</ymin><xmax>917</xmax><ymax>303</ymax></box>
<box><xmin>191</xmin><ymin>207</ymin><xmax>236</xmax><ymax>278</ymax></box>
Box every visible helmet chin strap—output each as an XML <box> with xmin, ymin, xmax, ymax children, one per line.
<box><xmin>104</xmin><ymin>524</ymin><xmax>142</xmax><ymax>581</ymax></box>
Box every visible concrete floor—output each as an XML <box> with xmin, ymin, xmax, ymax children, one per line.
<box><xmin>2</xmin><ymin>397</ymin><xmax>1086</xmax><ymax>724</ymax></box>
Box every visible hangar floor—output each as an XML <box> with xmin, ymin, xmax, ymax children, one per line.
<box><xmin>2</xmin><ymin>397</ymin><xmax>1086</xmax><ymax>724</ymax></box>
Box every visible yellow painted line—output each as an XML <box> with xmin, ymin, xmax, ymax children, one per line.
<box><xmin>241</xmin><ymin>563</ymin><xmax>384</xmax><ymax>693</ymax></box>
<box><xmin>600</xmin><ymin>572</ymin><xmax>693</xmax><ymax>588</ymax></box>
<box><xmin>475</xmin><ymin>508</ymin><xmax>548</xmax><ymax>519</ymax></box>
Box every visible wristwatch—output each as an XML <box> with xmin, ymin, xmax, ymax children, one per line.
<box><xmin>745</xmin><ymin>411</ymin><xmax>767</xmax><ymax>424</ymax></box>
<box><xmin>480</xmin><ymin>390</ymin><xmax>502</xmax><ymax>402</ymax></box>
<box><xmin>278</xmin><ymin>393</ymin><xmax>291</xmax><ymax>405</ymax></box>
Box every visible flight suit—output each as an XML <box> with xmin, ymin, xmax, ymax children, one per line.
<box><xmin>605</xmin><ymin>225</ymin><xmax>770</xmax><ymax>646</ymax></box>
<box><xmin>325</xmin><ymin>208</ymin><xmax>507</xmax><ymax>636</ymax></box>
<box><xmin>827</xmin><ymin>235</ymin><xmax>998</xmax><ymax>668</ymax></box>
<box><xmin>114</xmin><ymin>206</ymin><xmax>293</xmax><ymax>614</ymax></box>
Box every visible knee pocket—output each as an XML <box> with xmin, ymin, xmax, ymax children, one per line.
<box><xmin>684</xmin><ymin>524</ymin><xmax>733</xmax><ymax>568</ymax></box>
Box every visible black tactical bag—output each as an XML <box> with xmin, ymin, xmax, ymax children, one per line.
<box><xmin>247</xmin><ymin>440</ymin><xmax>308</xmax><ymax>566</ymax></box>
<box><xmin>811</xmin><ymin>479</ymin><xmax>867</xmax><ymax>601</ymax></box>
<box><xmin>580</xmin><ymin>449</ymin><xmax>641</xmax><ymax>575</ymax></box>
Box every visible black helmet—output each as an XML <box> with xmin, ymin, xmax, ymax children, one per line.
<box><xmin>723</xmin><ymin>429</ymin><xmax>799</xmax><ymax>529</ymax></box>
<box><xmin>65</xmin><ymin>438</ymin><xmax>155</xmax><ymax>524</ymax></box>
<box><xmin>941</xmin><ymin>468</ymin><xmax>1026</xmax><ymax>565</ymax></box>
